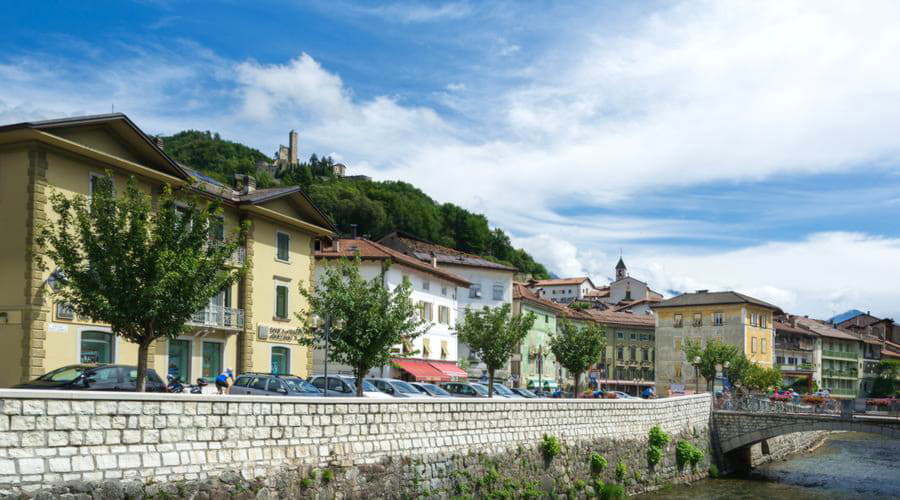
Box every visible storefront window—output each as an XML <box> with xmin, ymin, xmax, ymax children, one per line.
<box><xmin>80</xmin><ymin>331</ymin><xmax>114</xmax><ymax>364</ymax></box>
<box><xmin>271</xmin><ymin>347</ymin><xmax>290</xmax><ymax>375</ymax></box>
<box><xmin>201</xmin><ymin>342</ymin><xmax>223</xmax><ymax>382</ymax></box>
<box><xmin>168</xmin><ymin>339</ymin><xmax>191</xmax><ymax>382</ymax></box>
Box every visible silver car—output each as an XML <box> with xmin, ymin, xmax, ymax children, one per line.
<box><xmin>230</xmin><ymin>373</ymin><xmax>321</xmax><ymax>397</ymax></box>
<box><xmin>410</xmin><ymin>382</ymin><xmax>452</xmax><ymax>398</ymax></box>
<box><xmin>368</xmin><ymin>378</ymin><xmax>430</xmax><ymax>398</ymax></box>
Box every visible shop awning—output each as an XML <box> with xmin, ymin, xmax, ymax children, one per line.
<box><xmin>392</xmin><ymin>359</ymin><xmax>447</xmax><ymax>381</ymax></box>
<box><xmin>527</xmin><ymin>378</ymin><xmax>559</xmax><ymax>389</ymax></box>
<box><xmin>429</xmin><ymin>361</ymin><xmax>469</xmax><ymax>379</ymax></box>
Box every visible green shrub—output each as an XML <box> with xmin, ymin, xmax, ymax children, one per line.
<box><xmin>646</xmin><ymin>446</ymin><xmax>663</xmax><ymax>467</ymax></box>
<box><xmin>321</xmin><ymin>468</ymin><xmax>334</xmax><ymax>483</ymax></box>
<box><xmin>676</xmin><ymin>441</ymin><xmax>704</xmax><ymax>470</ymax></box>
<box><xmin>615</xmin><ymin>461</ymin><xmax>627</xmax><ymax>482</ymax></box>
<box><xmin>647</xmin><ymin>426</ymin><xmax>671</xmax><ymax>449</ymax></box>
<box><xmin>590</xmin><ymin>452</ymin><xmax>608</xmax><ymax>474</ymax></box>
<box><xmin>300</xmin><ymin>478</ymin><xmax>313</xmax><ymax>489</ymax></box>
<box><xmin>708</xmin><ymin>463</ymin><xmax>720</xmax><ymax>478</ymax></box>
<box><xmin>574</xmin><ymin>479</ymin><xmax>587</xmax><ymax>491</ymax></box>
<box><xmin>690</xmin><ymin>447</ymin><xmax>704</xmax><ymax>469</ymax></box>
<box><xmin>541</xmin><ymin>434</ymin><xmax>561</xmax><ymax>461</ymax></box>
<box><xmin>592</xmin><ymin>479</ymin><xmax>605</xmax><ymax>496</ymax></box>
<box><xmin>600</xmin><ymin>483</ymin><xmax>627</xmax><ymax>499</ymax></box>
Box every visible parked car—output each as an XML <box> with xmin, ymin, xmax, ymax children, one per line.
<box><xmin>511</xmin><ymin>388</ymin><xmax>538</xmax><ymax>398</ymax></box>
<box><xmin>410</xmin><ymin>382</ymin><xmax>452</xmax><ymax>397</ymax></box>
<box><xmin>441</xmin><ymin>382</ymin><xmax>487</xmax><ymax>398</ymax></box>
<box><xmin>491</xmin><ymin>383</ymin><xmax>523</xmax><ymax>398</ymax></box>
<box><xmin>14</xmin><ymin>364</ymin><xmax>167</xmax><ymax>392</ymax></box>
<box><xmin>308</xmin><ymin>375</ymin><xmax>394</xmax><ymax>398</ymax></box>
<box><xmin>611</xmin><ymin>391</ymin><xmax>635</xmax><ymax>399</ymax></box>
<box><xmin>368</xmin><ymin>378</ymin><xmax>430</xmax><ymax>398</ymax></box>
<box><xmin>230</xmin><ymin>373</ymin><xmax>321</xmax><ymax>397</ymax></box>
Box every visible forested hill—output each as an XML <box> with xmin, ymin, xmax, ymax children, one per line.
<box><xmin>160</xmin><ymin>130</ymin><xmax>550</xmax><ymax>278</ymax></box>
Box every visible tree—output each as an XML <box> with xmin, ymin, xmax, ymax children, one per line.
<box><xmin>548</xmin><ymin>319</ymin><xmax>606</xmax><ymax>397</ymax></box>
<box><xmin>297</xmin><ymin>256</ymin><xmax>427</xmax><ymax>396</ymax></box>
<box><xmin>743</xmin><ymin>363</ymin><xmax>783</xmax><ymax>392</ymax></box>
<box><xmin>872</xmin><ymin>359</ymin><xmax>900</xmax><ymax>397</ymax></box>
<box><xmin>456</xmin><ymin>304</ymin><xmax>535</xmax><ymax>397</ymax></box>
<box><xmin>37</xmin><ymin>174</ymin><xmax>247</xmax><ymax>391</ymax></box>
<box><xmin>683</xmin><ymin>338</ymin><xmax>740</xmax><ymax>391</ymax></box>
<box><xmin>725</xmin><ymin>354</ymin><xmax>752</xmax><ymax>391</ymax></box>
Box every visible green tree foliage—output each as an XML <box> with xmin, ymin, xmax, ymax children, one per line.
<box><xmin>37</xmin><ymin>174</ymin><xmax>247</xmax><ymax>391</ymax></box>
<box><xmin>456</xmin><ymin>304</ymin><xmax>535</xmax><ymax>397</ymax></box>
<box><xmin>743</xmin><ymin>363</ymin><xmax>783</xmax><ymax>392</ymax></box>
<box><xmin>159</xmin><ymin>130</ymin><xmax>275</xmax><ymax>187</ymax></box>
<box><xmin>684</xmin><ymin>338</ymin><xmax>740</xmax><ymax>391</ymax></box>
<box><xmin>872</xmin><ymin>359</ymin><xmax>900</xmax><ymax>397</ymax></box>
<box><xmin>548</xmin><ymin>319</ymin><xmax>606</xmax><ymax>397</ymax></box>
<box><xmin>297</xmin><ymin>257</ymin><xmax>427</xmax><ymax>396</ymax></box>
<box><xmin>647</xmin><ymin>425</ymin><xmax>671</xmax><ymax>467</ymax></box>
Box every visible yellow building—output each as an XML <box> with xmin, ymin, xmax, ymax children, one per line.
<box><xmin>651</xmin><ymin>290</ymin><xmax>781</xmax><ymax>396</ymax></box>
<box><xmin>0</xmin><ymin>114</ymin><xmax>334</xmax><ymax>386</ymax></box>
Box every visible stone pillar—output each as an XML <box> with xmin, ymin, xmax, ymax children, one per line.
<box><xmin>22</xmin><ymin>149</ymin><xmax>50</xmax><ymax>382</ymax></box>
<box><xmin>237</xmin><ymin>216</ymin><xmax>254</xmax><ymax>373</ymax></box>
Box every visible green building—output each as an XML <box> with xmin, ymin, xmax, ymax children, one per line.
<box><xmin>511</xmin><ymin>283</ymin><xmax>564</xmax><ymax>391</ymax></box>
<box><xmin>587</xmin><ymin>309</ymin><xmax>656</xmax><ymax>396</ymax></box>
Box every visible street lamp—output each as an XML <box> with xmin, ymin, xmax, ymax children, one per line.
<box><xmin>694</xmin><ymin>356</ymin><xmax>703</xmax><ymax>393</ymax></box>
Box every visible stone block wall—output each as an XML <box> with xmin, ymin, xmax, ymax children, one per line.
<box><xmin>0</xmin><ymin>390</ymin><xmax>713</xmax><ymax>497</ymax></box>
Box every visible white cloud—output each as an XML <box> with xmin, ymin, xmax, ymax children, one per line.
<box><xmin>344</xmin><ymin>2</ymin><xmax>472</xmax><ymax>23</ymax></box>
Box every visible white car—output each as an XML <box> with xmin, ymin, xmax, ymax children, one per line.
<box><xmin>308</xmin><ymin>375</ymin><xmax>394</xmax><ymax>399</ymax></box>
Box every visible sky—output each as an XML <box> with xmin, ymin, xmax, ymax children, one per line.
<box><xmin>2</xmin><ymin>0</ymin><xmax>899</xmax><ymax>319</ymax></box>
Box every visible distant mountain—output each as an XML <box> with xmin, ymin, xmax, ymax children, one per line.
<box><xmin>160</xmin><ymin>131</ymin><xmax>551</xmax><ymax>279</ymax></box>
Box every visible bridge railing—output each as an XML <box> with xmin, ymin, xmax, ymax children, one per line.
<box><xmin>714</xmin><ymin>394</ymin><xmax>900</xmax><ymax>418</ymax></box>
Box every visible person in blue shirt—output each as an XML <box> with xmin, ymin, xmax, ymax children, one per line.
<box><xmin>642</xmin><ymin>386</ymin><xmax>656</xmax><ymax>399</ymax></box>
<box><xmin>215</xmin><ymin>368</ymin><xmax>234</xmax><ymax>394</ymax></box>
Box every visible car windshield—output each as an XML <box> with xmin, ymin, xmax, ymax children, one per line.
<box><xmin>423</xmin><ymin>383</ymin><xmax>450</xmax><ymax>396</ymax></box>
<box><xmin>517</xmin><ymin>388</ymin><xmax>537</xmax><ymax>397</ymax></box>
<box><xmin>493</xmin><ymin>384</ymin><xmax>514</xmax><ymax>395</ymax></box>
<box><xmin>284</xmin><ymin>378</ymin><xmax>320</xmax><ymax>394</ymax></box>
<box><xmin>392</xmin><ymin>381</ymin><xmax>420</xmax><ymax>394</ymax></box>
<box><xmin>471</xmin><ymin>383</ymin><xmax>488</xmax><ymax>395</ymax></box>
<box><xmin>345</xmin><ymin>378</ymin><xmax>378</xmax><ymax>392</ymax></box>
<box><xmin>37</xmin><ymin>366</ymin><xmax>90</xmax><ymax>382</ymax></box>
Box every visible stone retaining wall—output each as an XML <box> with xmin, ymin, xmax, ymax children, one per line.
<box><xmin>750</xmin><ymin>431</ymin><xmax>828</xmax><ymax>467</ymax></box>
<box><xmin>0</xmin><ymin>390</ymin><xmax>713</xmax><ymax>498</ymax></box>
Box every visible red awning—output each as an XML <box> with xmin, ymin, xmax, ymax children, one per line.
<box><xmin>392</xmin><ymin>359</ymin><xmax>447</xmax><ymax>382</ymax></box>
<box><xmin>429</xmin><ymin>361</ymin><xmax>469</xmax><ymax>379</ymax></box>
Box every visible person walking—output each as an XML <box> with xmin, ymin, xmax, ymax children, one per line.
<box><xmin>215</xmin><ymin>368</ymin><xmax>235</xmax><ymax>394</ymax></box>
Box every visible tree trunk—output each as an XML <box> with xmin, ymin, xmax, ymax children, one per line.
<box><xmin>573</xmin><ymin>370</ymin><xmax>580</xmax><ymax>399</ymax></box>
<box><xmin>355</xmin><ymin>368</ymin><xmax>365</xmax><ymax>397</ymax></box>
<box><xmin>136</xmin><ymin>338</ymin><xmax>151</xmax><ymax>393</ymax></box>
<box><xmin>488</xmin><ymin>368</ymin><xmax>495</xmax><ymax>398</ymax></box>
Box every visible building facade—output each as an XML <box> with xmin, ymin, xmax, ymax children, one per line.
<box><xmin>313</xmin><ymin>238</ymin><xmax>470</xmax><ymax>381</ymax></box>
<box><xmin>527</xmin><ymin>277</ymin><xmax>600</xmax><ymax>304</ymax></box>
<box><xmin>511</xmin><ymin>283</ymin><xmax>563</xmax><ymax>391</ymax></box>
<box><xmin>652</xmin><ymin>291</ymin><xmax>780</xmax><ymax>396</ymax></box>
<box><xmin>0</xmin><ymin>114</ymin><xmax>335</xmax><ymax>386</ymax></box>
<box><xmin>587</xmin><ymin>310</ymin><xmax>656</xmax><ymax>396</ymax></box>
<box><xmin>795</xmin><ymin>317</ymin><xmax>861</xmax><ymax>398</ymax></box>
<box><xmin>773</xmin><ymin>317</ymin><xmax>821</xmax><ymax>392</ymax></box>
<box><xmin>378</xmin><ymin>231</ymin><xmax>515</xmax><ymax>382</ymax></box>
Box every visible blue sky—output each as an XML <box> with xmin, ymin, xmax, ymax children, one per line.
<box><xmin>2</xmin><ymin>1</ymin><xmax>900</xmax><ymax>318</ymax></box>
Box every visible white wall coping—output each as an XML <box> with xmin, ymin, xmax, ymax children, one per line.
<box><xmin>0</xmin><ymin>388</ymin><xmax>711</xmax><ymax>405</ymax></box>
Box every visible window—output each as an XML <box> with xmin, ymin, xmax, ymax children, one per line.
<box><xmin>630</xmin><ymin>333</ymin><xmax>637</xmax><ymax>341</ymax></box>
<box><xmin>544</xmin><ymin>315</ymin><xmax>549</xmax><ymax>324</ymax></box>
<box><xmin>776</xmin><ymin>356</ymin><xmax>785</xmax><ymax>364</ymax></box>
<box><xmin>80</xmin><ymin>331</ymin><xmax>114</xmax><ymax>364</ymax></box>
<box><xmin>492</xmin><ymin>283</ymin><xmax>504</xmax><ymax>301</ymax></box>
<box><xmin>674</xmin><ymin>314</ymin><xmax>683</xmax><ymax>328</ymax></box>
<box><xmin>629</xmin><ymin>346</ymin><xmax>636</xmax><ymax>360</ymax></box>
<box><xmin>616</xmin><ymin>347</ymin><xmax>624</xmax><ymax>360</ymax></box>
<box><xmin>250</xmin><ymin>376</ymin><xmax>268</xmax><ymax>391</ymax></box>
<box><xmin>760</xmin><ymin>315</ymin><xmax>768</xmax><ymax>328</ymax></box>
<box><xmin>639</xmin><ymin>333</ymin><xmax>649</xmax><ymax>341</ymax></box>
<box><xmin>208</xmin><ymin>215</ymin><xmax>224</xmax><ymax>243</ymax></box>
<box><xmin>616</xmin><ymin>331</ymin><xmax>625</xmax><ymax>340</ymax></box>
<box><xmin>642</xmin><ymin>348</ymin><xmax>649</xmax><ymax>362</ymax></box>
<box><xmin>201</xmin><ymin>342</ymin><xmax>223</xmax><ymax>382</ymax></box>
<box><xmin>441</xmin><ymin>286</ymin><xmax>448</xmax><ymax>296</ymax></box>
<box><xmin>438</xmin><ymin>306</ymin><xmax>450</xmax><ymax>325</ymax></box>
<box><xmin>469</xmin><ymin>283</ymin><xmax>482</xmax><ymax>299</ymax></box>
<box><xmin>56</xmin><ymin>302</ymin><xmax>75</xmax><ymax>321</ymax></box>
<box><xmin>275</xmin><ymin>283</ymin><xmax>289</xmax><ymax>320</ymax></box>
<box><xmin>422</xmin><ymin>280</ymin><xmax>430</xmax><ymax>291</ymax></box>
<box><xmin>168</xmin><ymin>339</ymin><xmax>191</xmax><ymax>382</ymax></box>
<box><xmin>422</xmin><ymin>339</ymin><xmax>431</xmax><ymax>358</ymax></box>
<box><xmin>750</xmin><ymin>313</ymin><xmax>759</xmax><ymax>327</ymax></box>
<box><xmin>761</xmin><ymin>338</ymin><xmax>767</xmax><ymax>354</ymax></box>
<box><xmin>276</xmin><ymin>231</ymin><xmax>290</xmax><ymax>262</ymax></box>
<box><xmin>692</xmin><ymin>313</ymin><xmax>702</xmax><ymax>327</ymax></box>
<box><xmin>713</xmin><ymin>312</ymin><xmax>723</xmax><ymax>326</ymax></box>
<box><xmin>674</xmin><ymin>336</ymin><xmax>683</xmax><ymax>352</ymax></box>
<box><xmin>271</xmin><ymin>347</ymin><xmax>290</xmax><ymax>374</ymax></box>
<box><xmin>419</xmin><ymin>302</ymin><xmax>433</xmax><ymax>322</ymax></box>
<box><xmin>751</xmin><ymin>337</ymin><xmax>758</xmax><ymax>353</ymax></box>
<box><xmin>440</xmin><ymin>340</ymin><xmax>449</xmax><ymax>360</ymax></box>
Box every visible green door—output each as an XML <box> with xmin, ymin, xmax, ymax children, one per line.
<box><xmin>201</xmin><ymin>342</ymin><xmax>223</xmax><ymax>382</ymax></box>
<box><xmin>271</xmin><ymin>347</ymin><xmax>290</xmax><ymax>375</ymax></box>
<box><xmin>168</xmin><ymin>339</ymin><xmax>191</xmax><ymax>382</ymax></box>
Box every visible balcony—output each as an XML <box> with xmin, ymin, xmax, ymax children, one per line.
<box><xmin>822</xmin><ymin>350</ymin><xmax>857</xmax><ymax>360</ymax></box>
<box><xmin>829</xmin><ymin>387</ymin><xmax>858</xmax><ymax>397</ymax></box>
<box><xmin>226</xmin><ymin>246</ymin><xmax>246</xmax><ymax>266</ymax></box>
<box><xmin>779</xmin><ymin>363</ymin><xmax>814</xmax><ymax>372</ymax></box>
<box><xmin>188</xmin><ymin>305</ymin><xmax>244</xmax><ymax>330</ymax></box>
<box><xmin>822</xmin><ymin>369</ymin><xmax>858</xmax><ymax>379</ymax></box>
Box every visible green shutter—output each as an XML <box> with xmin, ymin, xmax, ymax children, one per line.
<box><xmin>276</xmin><ymin>286</ymin><xmax>287</xmax><ymax>318</ymax></box>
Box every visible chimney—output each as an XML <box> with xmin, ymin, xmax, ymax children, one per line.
<box><xmin>695</xmin><ymin>289</ymin><xmax>708</xmax><ymax>294</ymax></box>
<box><xmin>154</xmin><ymin>136</ymin><xmax>164</xmax><ymax>150</ymax></box>
<box><xmin>350</xmin><ymin>224</ymin><xmax>358</xmax><ymax>239</ymax></box>
<box><xmin>233</xmin><ymin>174</ymin><xmax>257</xmax><ymax>195</ymax></box>
<box><xmin>288</xmin><ymin>130</ymin><xmax>299</xmax><ymax>165</ymax></box>
<box><xmin>430</xmin><ymin>251</ymin><xmax>437</xmax><ymax>268</ymax></box>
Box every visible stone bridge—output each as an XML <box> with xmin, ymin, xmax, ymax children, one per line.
<box><xmin>713</xmin><ymin>410</ymin><xmax>900</xmax><ymax>469</ymax></box>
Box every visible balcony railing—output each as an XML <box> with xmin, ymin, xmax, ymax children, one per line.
<box><xmin>822</xmin><ymin>350</ymin><xmax>857</xmax><ymax>360</ymax></box>
<box><xmin>227</xmin><ymin>246</ymin><xmax>246</xmax><ymax>266</ymax></box>
<box><xmin>188</xmin><ymin>305</ymin><xmax>244</xmax><ymax>330</ymax></box>
<box><xmin>780</xmin><ymin>363</ymin><xmax>814</xmax><ymax>372</ymax></box>
<box><xmin>822</xmin><ymin>369</ymin><xmax>858</xmax><ymax>379</ymax></box>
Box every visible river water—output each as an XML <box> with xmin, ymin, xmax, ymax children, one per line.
<box><xmin>639</xmin><ymin>432</ymin><xmax>900</xmax><ymax>499</ymax></box>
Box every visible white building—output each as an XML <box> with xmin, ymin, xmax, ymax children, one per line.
<box><xmin>314</xmin><ymin>237</ymin><xmax>471</xmax><ymax>382</ymax></box>
<box><xmin>527</xmin><ymin>276</ymin><xmax>602</xmax><ymax>304</ymax></box>
<box><xmin>379</xmin><ymin>231</ymin><xmax>516</xmax><ymax>382</ymax></box>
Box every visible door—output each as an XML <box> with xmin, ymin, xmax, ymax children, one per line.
<box><xmin>271</xmin><ymin>346</ymin><xmax>290</xmax><ymax>375</ymax></box>
<box><xmin>201</xmin><ymin>342</ymin><xmax>223</xmax><ymax>382</ymax></box>
<box><xmin>167</xmin><ymin>339</ymin><xmax>191</xmax><ymax>383</ymax></box>
<box><xmin>267</xmin><ymin>378</ymin><xmax>288</xmax><ymax>396</ymax></box>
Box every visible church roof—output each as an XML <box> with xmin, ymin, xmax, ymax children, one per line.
<box><xmin>615</xmin><ymin>257</ymin><xmax>626</xmax><ymax>269</ymax></box>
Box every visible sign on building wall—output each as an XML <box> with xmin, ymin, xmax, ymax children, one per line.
<box><xmin>258</xmin><ymin>325</ymin><xmax>303</xmax><ymax>342</ymax></box>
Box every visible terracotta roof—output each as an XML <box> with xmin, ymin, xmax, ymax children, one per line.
<box><xmin>513</xmin><ymin>283</ymin><xmax>568</xmax><ymax>314</ymax></box>
<box><xmin>530</xmin><ymin>277</ymin><xmax>592</xmax><ymax>287</ymax></box>
<box><xmin>585</xmin><ymin>309</ymin><xmax>656</xmax><ymax>328</ymax></box>
<box><xmin>584</xmin><ymin>288</ymin><xmax>610</xmax><ymax>298</ymax></box>
<box><xmin>316</xmin><ymin>238</ymin><xmax>471</xmax><ymax>286</ymax></box>
<box><xmin>881</xmin><ymin>349</ymin><xmax>900</xmax><ymax>359</ymax></box>
<box><xmin>651</xmin><ymin>291</ymin><xmax>782</xmax><ymax>313</ymax></box>
<box><xmin>612</xmin><ymin>296</ymin><xmax>662</xmax><ymax>312</ymax></box>
<box><xmin>795</xmin><ymin>317</ymin><xmax>860</xmax><ymax>341</ymax></box>
<box><xmin>378</xmin><ymin>231</ymin><xmax>516</xmax><ymax>271</ymax></box>
<box><xmin>773</xmin><ymin>319</ymin><xmax>816</xmax><ymax>336</ymax></box>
